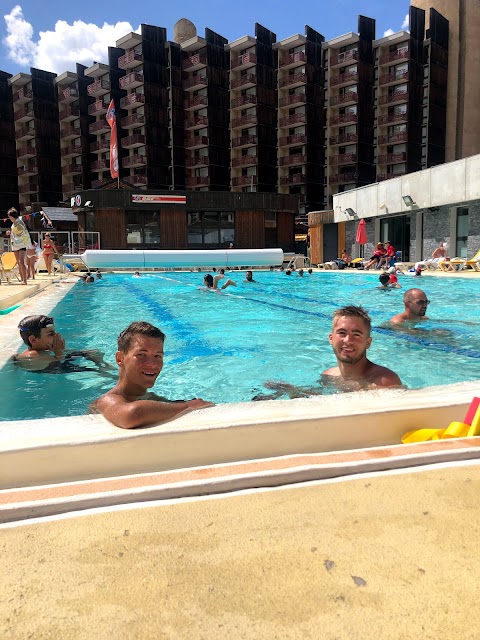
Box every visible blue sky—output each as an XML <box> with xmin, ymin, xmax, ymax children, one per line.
<box><xmin>1</xmin><ymin>0</ymin><xmax>410</xmax><ymax>76</ymax></box>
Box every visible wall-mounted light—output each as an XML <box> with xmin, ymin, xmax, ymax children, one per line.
<box><xmin>85</xmin><ymin>201</ymin><xmax>93</xmax><ymax>207</ymax></box>
<box><xmin>379</xmin><ymin>203</ymin><xmax>386</xmax><ymax>209</ymax></box>
<box><xmin>345</xmin><ymin>208</ymin><xmax>356</xmax><ymax>217</ymax></box>
<box><xmin>402</xmin><ymin>195</ymin><xmax>416</xmax><ymax>207</ymax></box>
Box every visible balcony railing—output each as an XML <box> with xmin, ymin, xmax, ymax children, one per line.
<box><xmin>90</xmin><ymin>140</ymin><xmax>110</xmax><ymax>153</ymax></box>
<box><xmin>61</xmin><ymin>144</ymin><xmax>82</xmax><ymax>158</ymax></box>
<box><xmin>379</xmin><ymin>90</ymin><xmax>408</xmax><ymax>105</ymax></box>
<box><xmin>231</xmin><ymin>52</ymin><xmax>257</xmax><ymax>70</ymax></box>
<box><xmin>124</xmin><ymin>174</ymin><xmax>148</xmax><ymax>186</ymax></box>
<box><xmin>122</xmin><ymin>154</ymin><xmax>146</xmax><ymax>168</ymax></box>
<box><xmin>329</xmin><ymin>50</ymin><xmax>358</xmax><ymax>67</ymax></box>
<box><xmin>89</xmin><ymin>117</ymin><xmax>109</xmax><ymax>134</ymax></box>
<box><xmin>280</xmin><ymin>173</ymin><xmax>306</xmax><ymax>185</ymax></box>
<box><xmin>279</xmin><ymin>113</ymin><xmax>306</xmax><ymax>127</ymax></box>
<box><xmin>377</xmin><ymin>152</ymin><xmax>407</xmax><ymax>164</ymax></box>
<box><xmin>186</xmin><ymin>176</ymin><xmax>209</xmax><ymax>187</ymax></box>
<box><xmin>378</xmin><ymin>131</ymin><xmax>408</xmax><ymax>145</ymax></box>
<box><xmin>329</xmin><ymin>133</ymin><xmax>358</xmax><ymax>145</ymax></box>
<box><xmin>14</xmin><ymin>107</ymin><xmax>34</xmax><ymax>122</ymax></box>
<box><xmin>120</xmin><ymin>93</ymin><xmax>145</xmax><ymax>109</ymax></box>
<box><xmin>185</xmin><ymin>115</ymin><xmax>209</xmax><ymax>129</ymax></box>
<box><xmin>88</xmin><ymin>99</ymin><xmax>109</xmax><ymax>115</ymax></box>
<box><xmin>231</xmin><ymin>113</ymin><xmax>257</xmax><ymax>128</ymax></box>
<box><xmin>232</xmin><ymin>175</ymin><xmax>257</xmax><ymax>187</ymax></box>
<box><xmin>91</xmin><ymin>159</ymin><xmax>109</xmax><ymax>171</ymax></box>
<box><xmin>184</xmin><ymin>95</ymin><xmax>208</xmax><ymax>110</ymax></box>
<box><xmin>62</xmin><ymin>124</ymin><xmax>81</xmax><ymax>139</ymax></box>
<box><xmin>185</xmin><ymin>155</ymin><xmax>209</xmax><ymax>167</ymax></box>
<box><xmin>59</xmin><ymin>105</ymin><xmax>80</xmax><ymax>121</ymax></box>
<box><xmin>63</xmin><ymin>182</ymin><xmax>83</xmax><ymax>193</ymax></box>
<box><xmin>183</xmin><ymin>75</ymin><xmax>208</xmax><ymax>90</ymax></box>
<box><xmin>18</xmin><ymin>163</ymin><xmax>37</xmax><ymax>176</ymax></box>
<box><xmin>62</xmin><ymin>163</ymin><xmax>83</xmax><ymax>175</ymax></box>
<box><xmin>119</xmin><ymin>72</ymin><xmax>144</xmax><ymax>90</ymax></box>
<box><xmin>379</xmin><ymin>48</ymin><xmax>409</xmax><ymax>65</ymax></box>
<box><xmin>230</xmin><ymin>95</ymin><xmax>257</xmax><ymax>109</ymax></box>
<box><xmin>279</xmin><ymin>93</ymin><xmax>306</xmax><ymax>107</ymax></box>
<box><xmin>280</xmin><ymin>73</ymin><xmax>307</xmax><ymax>88</ymax></box>
<box><xmin>92</xmin><ymin>178</ymin><xmax>112</xmax><ymax>189</ymax></box>
<box><xmin>232</xmin><ymin>134</ymin><xmax>257</xmax><ymax>148</ymax></box>
<box><xmin>279</xmin><ymin>51</ymin><xmax>307</xmax><ymax>68</ymax></box>
<box><xmin>121</xmin><ymin>133</ymin><xmax>146</xmax><ymax>149</ymax></box>
<box><xmin>379</xmin><ymin>70</ymin><xmax>409</xmax><ymax>86</ymax></box>
<box><xmin>378</xmin><ymin>112</ymin><xmax>408</xmax><ymax>125</ymax></box>
<box><xmin>329</xmin><ymin>172</ymin><xmax>358</xmax><ymax>184</ymax></box>
<box><xmin>329</xmin><ymin>113</ymin><xmax>358</xmax><ymax>126</ymax></box>
<box><xmin>59</xmin><ymin>86</ymin><xmax>78</xmax><ymax>103</ymax></box>
<box><xmin>377</xmin><ymin>171</ymin><xmax>406</xmax><ymax>181</ymax></box>
<box><xmin>279</xmin><ymin>154</ymin><xmax>306</xmax><ymax>167</ymax></box>
<box><xmin>15</xmin><ymin>126</ymin><xmax>35</xmax><ymax>140</ymax></box>
<box><xmin>185</xmin><ymin>135</ymin><xmax>209</xmax><ymax>149</ymax></box>
<box><xmin>329</xmin><ymin>92</ymin><xmax>358</xmax><ymax>106</ymax></box>
<box><xmin>232</xmin><ymin>155</ymin><xmax>258</xmax><ymax>167</ymax></box>
<box><xmin>231</xmin><ymin>74</ymin><xmax>257</xmax><ymax>90</ymax></box>
<box><xmin>16</xmin><ymin>145</ymin><xmax>36</xmax><ymax>158</ymax></box>
<box><xmin>13</xmin><ymin>88</ymin><xmax>33</xmax><ymax>103</ymax></box>
<box><xmin>118</xmin><ymin>50</ymin><xmax>144</xmax><ymax>69</ymax></box>
<box><xmin>330</xmin><ymin>70</ymin><xmax>358</xmax><ymax>87</ymax></box>
<box><xmin>87</xmin><ymin>78</ymin><xmax>111</xmax><ymax>96</ymax></box>
<box><xmin>18</xmin><ymin>181</ymin><xmax>39</xmax><ymax>194</ymax></box>
<box><xmin>182</xmin><ymin>53</ymin><xmax>207</xmax><ymax>71</ymax></box>
<box><xmin>121</xmin><ymin>113</ymin><xmax>145</xmax><ymax>129</ymax></box>
<box><xmin>330</xmin><ymin>153</ymin><xmax>357</xmax><ymax>165</ymax></box>
<box><xmin>279</xmin><ymin>133</ymin><xmax>307</xmax><ymax>146</ymax></box>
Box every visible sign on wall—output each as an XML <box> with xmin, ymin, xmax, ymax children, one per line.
<box><xmin>131</xmin><ymin>194</ymin><xmax>187</xmax><ymax>204</ymax></box>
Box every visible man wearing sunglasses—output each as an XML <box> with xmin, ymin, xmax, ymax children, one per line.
<box><xmin>389</xmin><ymin>288</ymin><xmax>430</xmax><ymax>326</ymax></box>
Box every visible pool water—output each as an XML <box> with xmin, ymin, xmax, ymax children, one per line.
<box><xmin>2</xmin><ymin>271</ymin><xmax>480</xmax><ymax>421</ymax></box>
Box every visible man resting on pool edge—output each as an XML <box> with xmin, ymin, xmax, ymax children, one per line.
<box><xmin>91</xmin><ymin>321</ymin><xmax>214</xmax><ymax>429</ymax></box>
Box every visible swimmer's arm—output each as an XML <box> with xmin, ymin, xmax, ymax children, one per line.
<box><xmin>93</xmin><ymin>394</ymin><xmax>214</xmax><ymax>429</ymax></box>
<box><xmin>13</xmin><ymin>352</ymin><xmax>59</xmax><ymax>371</ymax></box>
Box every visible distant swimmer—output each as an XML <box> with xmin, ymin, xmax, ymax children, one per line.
<box><xmin>388</xmin><ymin>288</ymin><xmax>429</xmax><ymax>326</ymax></box>
<box><xmin>244</xmin><ymin>270</ymin><xmax>256</xmax><ymax>283</ymax></box>
<box><xmin>203</xmin><ymin>270</ymin><xmax>237</xmax><ymax>291</ymax></box>
<box><xmin>133</xmin><ymin>271</ymin><xmax>141</xmax><ymax>277</ymax></box>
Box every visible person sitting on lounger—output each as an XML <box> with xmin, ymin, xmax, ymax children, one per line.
<box><xmin>363</xmin><ymin>243</ymin><xmax>387</xmax><ymax>270</ymax></box>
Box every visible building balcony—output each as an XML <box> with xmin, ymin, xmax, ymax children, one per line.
<box><xmin>280</xmin><ymin>173</ymin><xmax>306</xmax><ymax>185</ymax></box>
<box><xmin>183</xmin><ymin>75</ymin><xmax>208</xmax><ymax>91</ymax></box>
<box><xmin>330</xmin><ymin>70</ymin><xmax>358</xmax><ymax>87</ymax></box>
<box><xmin>279</xmin><ymin>93</ymin><xmax>306</xmax><ymax>107</ymax></box>
<box><xmin>182</xmin><ymin>53</ymin><xmax>207</xmax><ymax>72</ymax></box>
<box><xmin>280</xmin><ymin>73</ymin><xmax>307</xmax><ymax>89</ymax></box>
<box><xmin>90</xmin><ymin>140</ymin><xmax>110</xmax><ymax>153</ymax></box>
<box><xmin>119</xmin><ymin>72</ymin><xmax>144</xmax><ymax>90</ymax></box>
<box><xmin>87</xmin><ymin>78</ymin><xmax>111</xmax><ymax>96</ymax></box>
<box><xmin>232</xmin><ymin>155</ymin><xmax>258</xmax><ymax>167</ymax></box>
<box><xmin>330</xmin><ymin>153</ymin><xmax>358</xmax><ymax>165</ymax></box>
<box><xmin>61</xmin><ymin>144</ymin><xmax>82</xmax><ymax>158</ymax></box>
<box><xmin>377</xmin><ymin>152</ymin><xmax>407</xmax><ymax>165</ymax></box>
<box><xmin>329</xmin><ymin>91</ymin><xmax>358</xmax><ymax>106</ymax></box>
<box><xmin>379</xmin><ymin>90</ymin><xmax>408</xmax><ymax>106</ymax></box>
<box><xmin>121</xmin><ymin>133</ymin><xmax>146</xmax><ymax>149</ymax></box>
<box><xmin>62</xmin><ymin>163</ymin><xmax>83</xmax><ymax>175</ymax></box>
<box><xmin>15</xmin><ymin>126</ymin><xmax>35</xmax><ymax>140</ymax></box>
<box><xmin>279</xmin><ymin>113</ymin><xmax>306</xmax><ymax>127</ymax></box>
<box><xmin>329</xmin><ymin>113</ymin><xmax>358</xmax><ymax>126</ymax></box>
<box><xmin>186</xmin><ymin>176</ymin><xmax>209</xmax><ymax>187</ymax></box>
<box><xmin>63</xmin><ymin>181</ymin><xmax>84</xmax><ymax>193</ymax></box>
<box><xmin>62</xmin><ymin>123</ymin><xmax>81</xmax><ymax>139</ymax></box>
<box><xmin>122</xmin><ymin>154</ymin><xmax>146</xmax><ymax>168</ymax></box>
<box><xmin>18</xmin><ymin>163</ymin><xmax>37</xmax><ymax>176</ymax></box>
<box><xmin>379</xmin><ymin>70</ymin><xmax>409</xmax><ymax>86</ymax></box>
<box><xmin>230</xmin><ymin>94</ymin><xmax>257</xmax><ymax>110</ymax></box>
<box><xmin>16</xmin><ymin>144</ymin><xmax>36</xmax><ymax>158</ymax></box>
<box><xmin>232</xmin><ymin>175</ymin><xmax>257</xmax><ymax>187</ymax></box>
<box><xmin>185</xmin><ymin>115</ymin><xmax>209</xmax><ymax>130</ymax></box>
<box><xmin>59</xmin><ymin>105</ymin><xmax>80</xmax><ymax>121</ymax></box>
<box><xmin>184</xmin><ymin>95</ymin><xmax>208</xmax><ymax>110</ymax></box>
<box><xmin>185</xmin><ymin>135</ymin><xmax>209</xmax><ymax>149</ymax></box>
<box><xmin>13</xmin><ymin>87</ymin><xmax>33</xmax><ymax>103</ymax></box>
<box><xmin>378</xmin><ymin>131</ymin><xmax>408</xmax><ymax>145</ymax></box>
<box><xmin>279</xmin><ymin>133</ymin><xmax>307</xmax><ymax>146</ymax></box>
<box><xmin>231</xmin><ymin>74</ymin><xmax>256</xmax><ymax>90</ymax></box>
<box><xmin>232</xmin><ymin>134</ymin><xmax>257</xmax><ymax>148</ymax></box>
<box><xmin>329</xmin><ymin>50</ymin><xmax>358</xmax><ymax>67</ymax></box>
<box><xmin>91</xmin><ymin>159</ymin><xmax>109</xmax><ymax>171</ymax></box>
<box><xmin>279</xmin><ymin>154</ymin><xmax>306</xmax><ymax>167</ymax></box>
<box><xmin>377</xmin><ymin>171</ymin><xmax>406</xmax><ymax>181</ymax></box>
<box><xmin>89</xmin><ymin>118</ymin><xmax>109</xmax><ymax>134</ymax></box>
<box><xmin>118</xmin><ymin>50</ymin><xmax>144</xmax><ymax>69</ymax></box>
<box><xmin>186</xmin><ymin>155</ymin><xmax>209</xmax><ymax>167</ymax></box>
<box><xmin>14</xmin><ymin>107</ymin><xmax>34</xmax><ymax>122</ymax></box>
<box><xmin>329</xmin><ymin>172</ymin><xmax>358</xmax><ymax>185</ymax></box>
<box><xmin>59</xmin><ymin>86</ymin><xmax>78</xmax><ymax>103</ymax></box>
<box><xmin>231</xmin><ymin>114</ymin><xmax>257</xmax><ymax>129</ymax></box>
<box><xmin>92</xmin><ymin>178</ymin><xmax>112</xmax><ymax>188</ymax></box>
<box><xmin>231</xmin><ymin>52</ymin><xmax>257</xmax><ymax>70</ymax></box>
<box><xmin>120</xmin><ymin>93</ymin><xmax>145</xmax><ymax>110</ymax></box>
<box><xmin>378</xmin><ymin>112</ymin><xmax>408</xmax><ymax>125</ymax></box>
<box><xmin>88</xmin><ymin>98</ymin><xmax>109</xmax><ymax>116</ymax></box>
<box><xmin>279</xmin><ymin>51</ymin><xmax>307</xmax><ymax>69</ymax></box>
<box><xmin>18</xmin><ymin>180</ymin><xmax>39</xmax><ymax>194</ymax></box>
<box><xmin>329</xmin><ymin>132</ymin><xmax>358</xmax><ymax>146</ymax></box>
<box><xmin>121</xmin><ymin>113</ymin><xmax>145</xmax><ymax>129</ymax></box>
<box><xmin>124</xmin><ymin>174</ymin><xmax>148</xmax><ymax>187</ymax></box>
<box><xmin>379</xmin><ymin>47</ymin><xmax>409</xmax><ymax>66</ymax></box>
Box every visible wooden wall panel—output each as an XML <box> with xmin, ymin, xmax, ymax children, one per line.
<box><xmin>276</xmin><ymin>212</ymin><xmax>295</xmax><ymax>251</ymax></box>
<box><xmin>96</xmin><ymin>209</ymin><xmax>127</xmax><ymax>249</ymax></box>
<box><xmin>158</xmin><ymin>210</ymin><xmax>187</xmax><ymax>248</ymax></box>
<box><xmin>235</xmin><ymin>211</ymin><xmax>265</xmax><ymax>248</ymax></box>
<box><xmin>337</xmin><ymin>222</ymin><xmax>346</xmax><ymax>256</ymax></box>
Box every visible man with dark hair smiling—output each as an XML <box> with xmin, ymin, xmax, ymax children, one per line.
<box><xmin>92</xmin><ymin>321</ymin><xmax>213</xmax><ymax>429</ymax></box>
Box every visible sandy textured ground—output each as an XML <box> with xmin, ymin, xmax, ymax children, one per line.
<box><xmin>2</xmin><ymin>464</ymin><xmax>480</xmax><ymax>640</ymax></box>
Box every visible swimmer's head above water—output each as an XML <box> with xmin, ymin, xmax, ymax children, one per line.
<box><xmin>18</xmin><ymin>315</ymin><xmax>55</xmax><ymax>349</ymax></box>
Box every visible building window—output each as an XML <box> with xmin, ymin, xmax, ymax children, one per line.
<box><xmin>456</xmin><ymin>207</ymin><xmax>469</xmax><ymax>258</ymax></box>
<box><xmin>187</xmin><ymin>212</ymin><xmax>235</xmax><ymax>246</ymax></box>
<box><xmin>126</xmin><ymin>211</ymin><xmax>160</xmax><ymax>246</ymax></box>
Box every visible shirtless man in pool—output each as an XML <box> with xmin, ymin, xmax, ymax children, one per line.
<box><xmin>388</xmin><ymin>288</ymin><xmax>429</xmax><ymax>326</ymax></box>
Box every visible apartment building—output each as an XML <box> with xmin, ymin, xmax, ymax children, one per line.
<box><xmin>0</xmin><ymin>71</ymin><xmax>18</xmax><ymax>214</ymax></box>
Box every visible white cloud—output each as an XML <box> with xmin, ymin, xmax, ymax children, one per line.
<box><xmin>401</xmin><ymin>13</ymin><xmax>409</xmax><ymax>30</ymax></box>
<box><xmin>3</xmin><ymin>5</ymin><xmax>140</xmax><ymax>74</ymax></box>
<box><xmin>383</xmin><ymin>29</ymin><xmax>395</xmax><ymax>37</ymax></box>
<box><xmin>383</xmin><ymin>11</ymin><xmax>410</xmax><ymax>38</ymax></box>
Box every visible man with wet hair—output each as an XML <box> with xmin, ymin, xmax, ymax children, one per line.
<box><xmin>92</xmin><ymin>321</ymin><xmax>213</xmax><ymax>429</ymax></box>
<box><xmin>389</xmin><ymin>288</ymin><xmax>430</xmax><ymax>326</ymax></box>
<box><xmin>14</xmin><ymin>315</ymin><xmax>112</xmax><ymax>374</ymax></box>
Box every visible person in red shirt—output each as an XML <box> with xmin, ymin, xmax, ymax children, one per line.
<box><xmin>363</xmin><ymin>243</ymin><xmax>386</xmax><ymax>270</ymax></box>
<box><xmin>378</xmin><ymin>241</ymin><xmax>396</xmax><ymax>268</ymax></box>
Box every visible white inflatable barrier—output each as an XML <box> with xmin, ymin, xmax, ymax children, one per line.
<box><xmin>81</xmin><ymin>248</ymin><xmax>284</xmax><ymax>269</ymax></box>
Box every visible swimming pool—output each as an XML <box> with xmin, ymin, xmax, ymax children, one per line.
<box><xmin>2</xmin><ymin>271</ymin><xmax>479</xmax><ymax>421</ymax></box>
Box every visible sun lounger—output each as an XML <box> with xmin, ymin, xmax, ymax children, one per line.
<box><xmin>0</xmin><ymin>252</ymin><xmax>21</xmax><ymax>283</ymax></box>
<box><xmin>438</xmin><ymin>250</ymin><xmax>480</xmax><ymax>272</ymax></box>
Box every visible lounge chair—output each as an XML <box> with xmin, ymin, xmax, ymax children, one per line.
<box><xmin>0</xmin><ymin>252</ymin><xmax>21</xmax><ymax>283</ymax></box>
<box><xmin>438</xmin><ymin>249</ymin><xmax>480</xmax><ymax>272</ymax></box>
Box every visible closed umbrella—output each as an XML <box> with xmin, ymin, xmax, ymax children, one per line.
<box><xmin>355</xmin><ymin>219</ymin><xmax>368</xmax><ymax>258</ymax></box>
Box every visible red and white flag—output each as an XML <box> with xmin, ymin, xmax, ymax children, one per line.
<box><xmin>106</xmin><ymin>99</ymin><xmax>119</xmax><ymax>179</ymax></box>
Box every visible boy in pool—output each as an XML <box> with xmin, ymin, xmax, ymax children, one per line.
<box><xmin>91</xmin><ymin>321</ymin><xmax>214</xmax><ymax>429</ymax></box>
<box><xmin>14</xmin><ymin>315</ymin><xmax>114</xmax><ymax>375</ymax></box>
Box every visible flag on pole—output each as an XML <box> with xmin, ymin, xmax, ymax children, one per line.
<box><xmin>106</xmin><ymin>99</ymin><xmax>119</xmax><ymax>179</ymax></box>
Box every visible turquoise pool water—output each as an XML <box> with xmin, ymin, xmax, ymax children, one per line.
<box><xmin>2</xmin><ymin>271</ymin><xmax>480</xmax><ymax>421</ymax></box>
